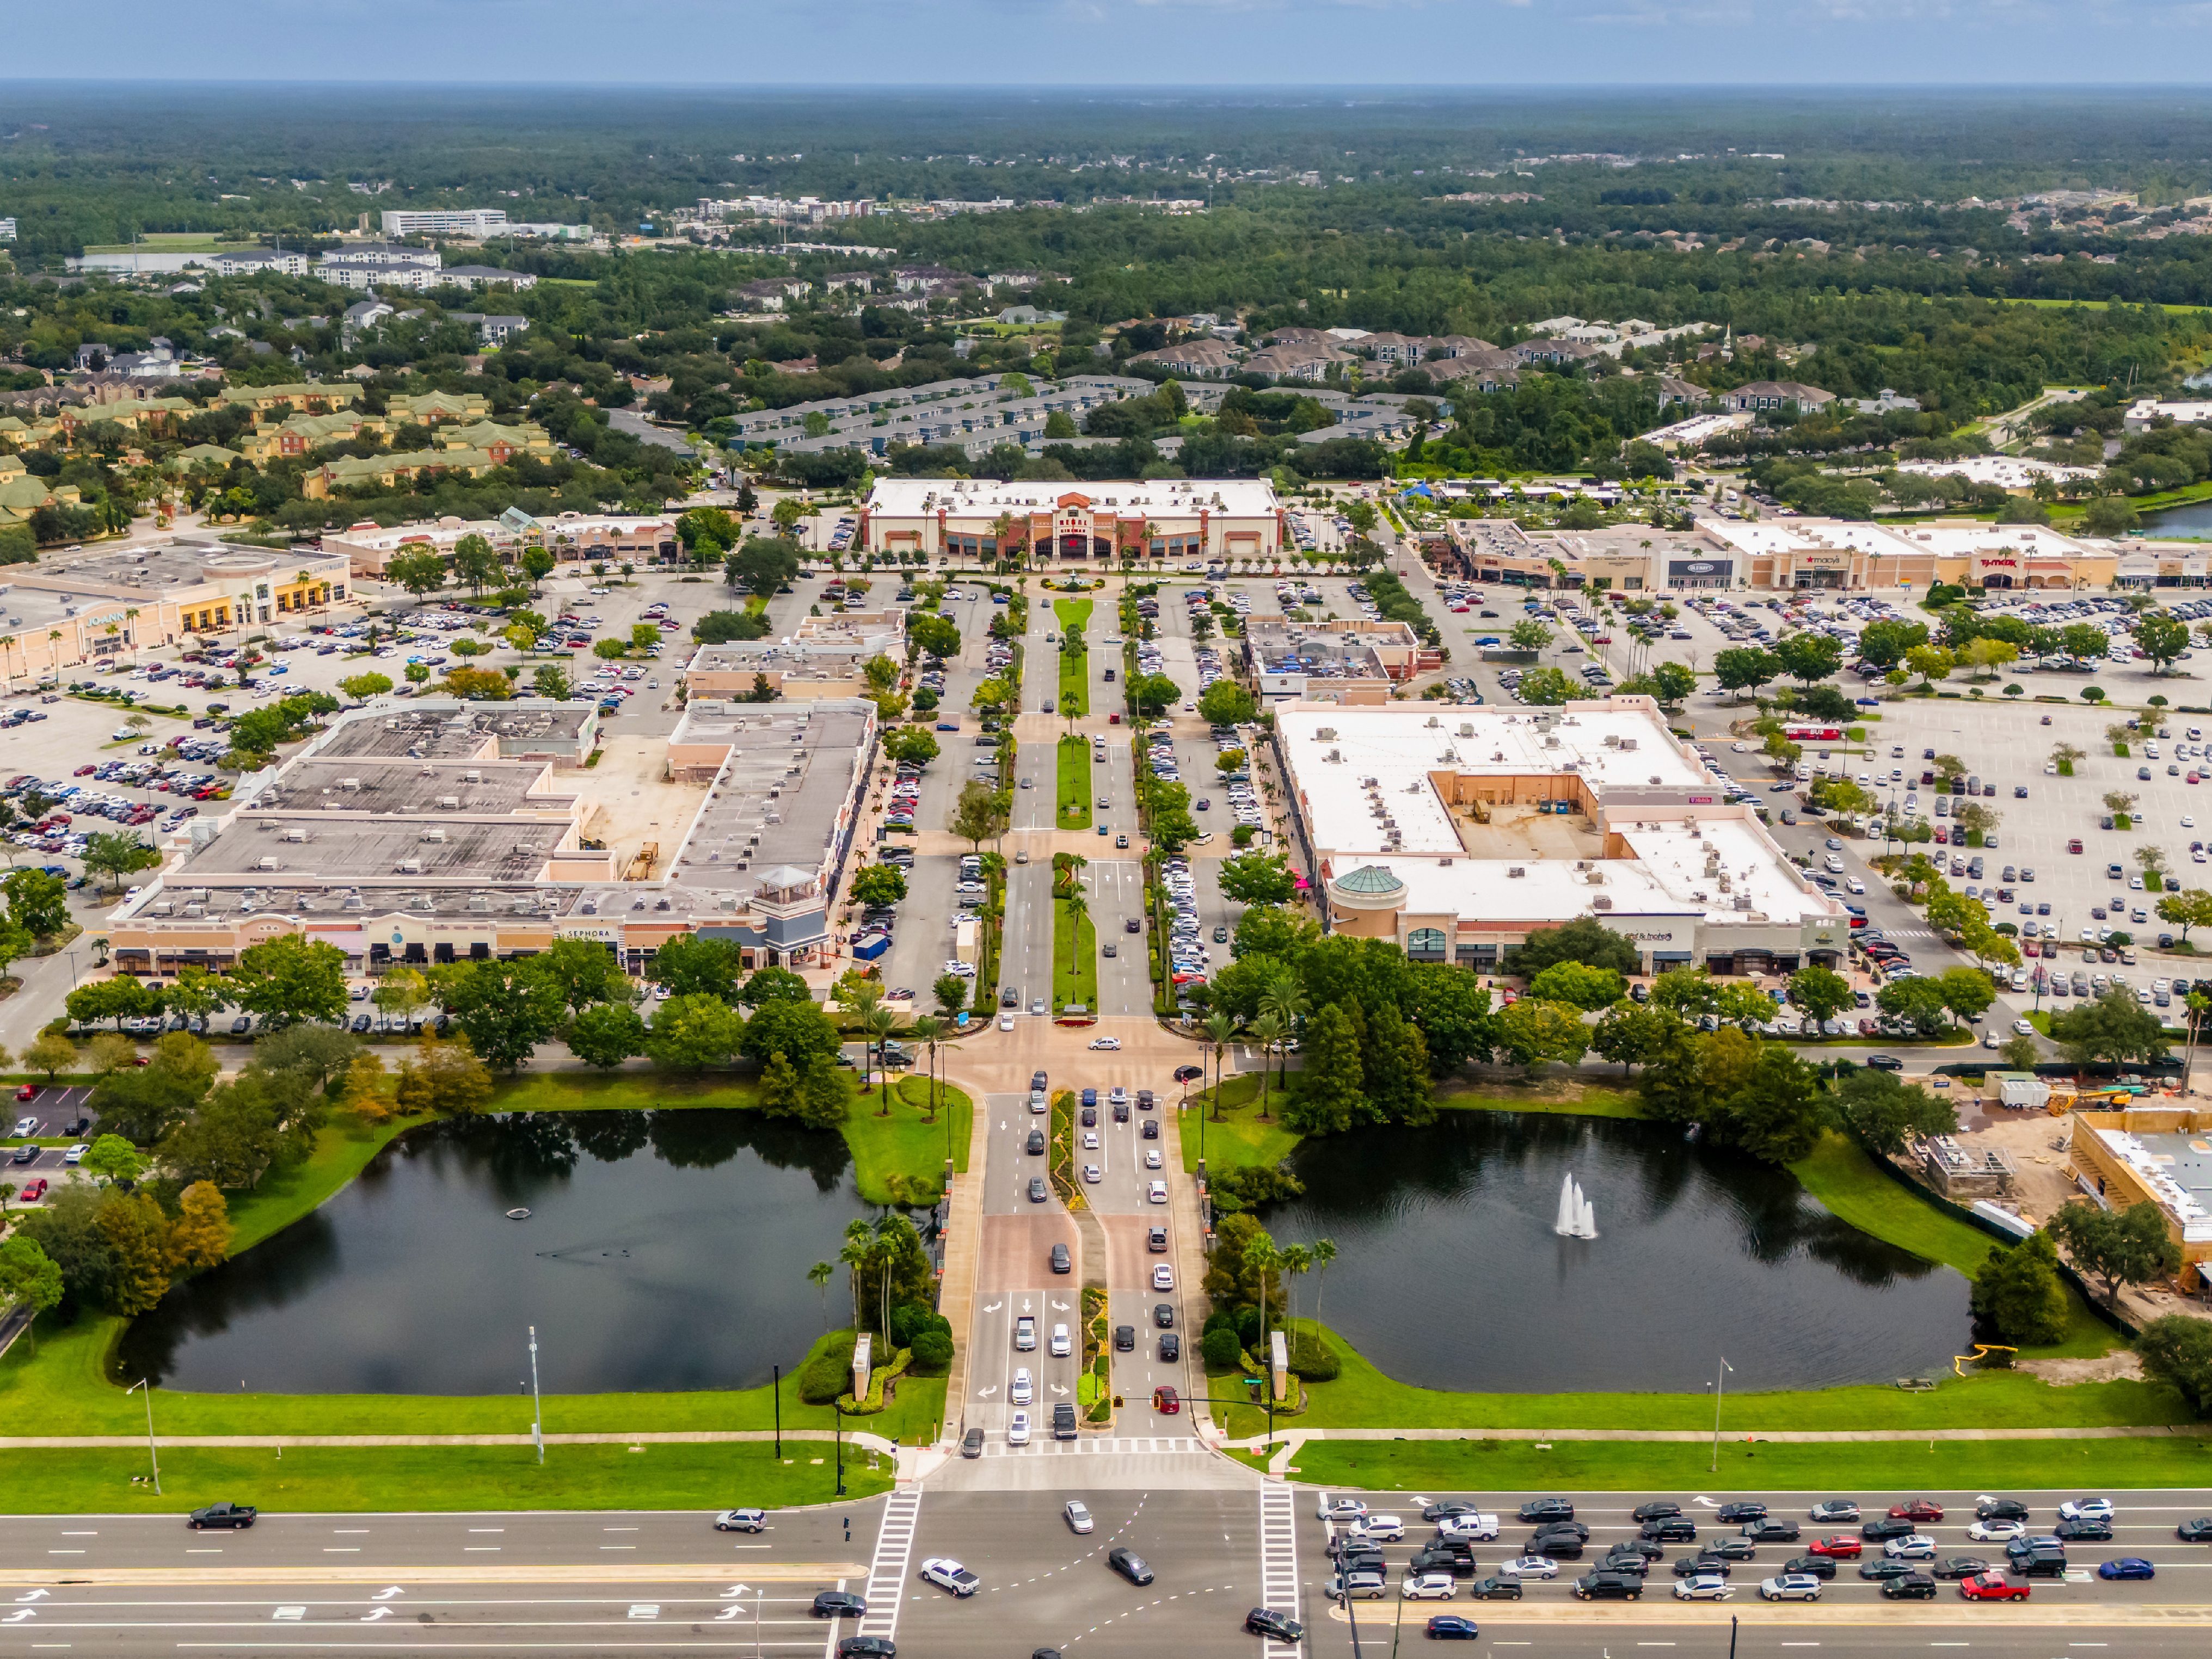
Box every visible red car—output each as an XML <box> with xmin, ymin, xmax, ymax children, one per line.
<box><xmin>20</xmin><ymin>1179</ymin><xmax>47</xmax><ymax>1202</ymax></box>
<box><xmin>1152</xmin><ymin>1386</ymin><xmax>1181</xmax><ymax>1415</ymax></box>
<box><xmin>1889</xmin><ymin>1500</ymin><xmax>1945</xmax><ymax>1522</ymax></box>
<box><xmin>1959</xmin><ymin>1572</ymin><xmax>2029</xmax><ymax>1602</ymax></box>
<box><xmin>1808</xmin><ymin>1535</ymin><xmax>1862</xmax><ymax>1558</ymax></box>
<box><xmin>15</xmin><ymin>1083</ymin><xmax>35</xmax><ymax>1102</ymax></box>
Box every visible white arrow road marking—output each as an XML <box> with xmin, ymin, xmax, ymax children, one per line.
<box><xmin>14</xmin><ymin>1592</ymin><xmax>50</xmax><ymax>1603</ymax></box>
<box><xmin>720</xmin><ymin>1586</ymin><xmax>749</xmax><ymax>1599</ymax></box>
<box><xmin>1050</xmin><ymin>1383</ymin><xmax>1070</xmax><ymax>1396</ymax></box>
<box><xmin>2</xmin><ymin>1610</ymin><xmax>35</xmax><ymax>1624</ymax></box>
<box><xmin>1693</xmin><ymin>1497</ymin><xmax>1718</xmax><ymax>1508</ymax></box>
<box><xmin>979</xmin><ymin>1385</ymin><xmax>999</xmax><ymax>1398</ymax></box>
<box><xmin>1022</xmin><ymin>1297</ymin><xmax>1033</xmax><ymax>1312</ymax></box>
<box><xmin>999</xmin><ymin>1121</ymin><xmax>1007</xmax><ymax>1130</ymax></box>
<box><xmin>716</xmin><ymin>1606</ymin><xmax>744</xmax><ymax>1621</ymax></box>
<box><xmin>1051</xmin><ymin>1299</ymin><xmax>1070</xmax><ymax>1311</ymax></box>
<box><xmin>273</xmin><ymin>1608</ymin><xmax>306</xmax><ymax>1621</ymax></box>
<box><xmin>359</xmin><ymin>1609</ymin><xmax>393</xmax><ymax>1623</ymax></box>
<box><xmin>629</xmin><ymin>1605</ymin><xmax>660</xmax><ymax>1620</ymax></box>
<box><xmin>984</xmin><ymin>1302</ymin><xmax>1001</xmax><ymax>1313</ymax></box>
<box><xmin>371</xmin><ymin>1588</ymin><xmax>405</xmax><ymax>1601</ymax></box>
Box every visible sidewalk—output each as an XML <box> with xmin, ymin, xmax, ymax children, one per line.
<box><xmin>0</xmin><ymin>1429</ymin><xmax>903</xmax><ymax>1451</ymax></box>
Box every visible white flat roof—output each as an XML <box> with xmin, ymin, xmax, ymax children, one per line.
<box><xmin>864</xmin><ymin>477</ymin><xmax>1279</xmax><ymax>517</ymax></box>
<box><xmin>1618</xmin><ymin>819</ymin><xmax>1830</xmax><ymax>924</ymax></box>
<box><xmin>1279</xmin><ymin>702</ymin><xmax>1708</xmax><ymax>859</ymax></box>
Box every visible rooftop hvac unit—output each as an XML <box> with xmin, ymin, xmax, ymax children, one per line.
<box><xmin>466</xmin><ymin>894</ymin><xmax>491</xmax><ymax>912</ymax></box>
<box><xmin>421</xmin><ymin>827</ymin><xmax>447</xmax><ymax>844</ymax></box>
<box><xmin>1619</xmin><ymin>738</ymin><xmax>1638</xmax><ymax>751</ymax></box>
<box><xmin>151</xmin><ymin>900</ymin><xmax>173</xmax><ymax>916</ymax></box>
<box><xmin>282</xmin><ymin>827</ymin><xmax>307</xmax><ymax>843</ymax></box>
<box><xmin>343</xmin><ymin>892</ymin><xmax>364</xmax><ymax>910</ymax></box>
<box><xmin>514</xmin><ymin>843</ymin><xmax>541</xmax><ymax>855</ymax></box>
<box><xmin>257</xmin><ymin>856</ymin><xmax>281</xmax><ymax>871</ymax></box>
<box><xmin>464</xmin><ymin>770</ymin><xmax>482</xmax><ymax>783</ymax></box>
<box><xmin>439</xmin><ymin>796</ymin><xmax>460</xmax><ymax>810</ymax></box>
<box><xmin>1425</xmin><ymin>715</ymin><xmax>1441</xmax><ymax>728</ymax></box>
<box><xmin>1317</xmin><ymin>727</ymin><xmax>1337</xmax><ymax>741</ymax></box>
<box><xmin>258</xmin><ymin>819</ymin><xmax>280</xmax><ymax>831</ymax></box>
<box><xmin>1733</xmin><ymin>894</ymin><xmax>1754</xmax><ymax>911</ymax></box>
<box><xmin>1593</xmin><ymin>895</ymin><xmax>1614</xmax><ymax>910</ymax></box>
<box><xmin>1543</xmin><ymin>736</ymin><xmax>1560</xmax><ymax>748</ymax></box>
<box><xmin>1458</xmin><ymin>723</ymin><xmax>1474</xmax><ymax>738</ymax></box>
<box><xmin>182</xmin><ymin>902</ymin><xmax>204</xmax><ymax>919</ymax></box>
<box><xmin>340</xmin><ymin>777</ymin><xmax>361</xmax><ymax>791</ymax></box>
<box><xmin>1603</xmin><ymin>734</ymin><xmax>1621</xmax><ymax>748</ymax></box>
<box><xmin>1507</xmin><ymin>865</ymin><xmax>1526</xmax><ymax>878</ymax></box>
<box><xmin>396</xmin><ymin>857</ymin><xmax>421</xmax><ymax>875</ymax></box>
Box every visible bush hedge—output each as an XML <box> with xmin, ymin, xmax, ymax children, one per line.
<box><xmin>798</xmin><ymin>1331</ymin><xmax>857</xmax><ymax>1403</ymax></box>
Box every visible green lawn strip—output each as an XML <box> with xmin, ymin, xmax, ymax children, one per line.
<box><xmin>1788</xmin><ymin>1132</ymin><xmax>2114</xmax><ymax>1358</ymax></box>
<box><xmin>1</xmin><ymin>1316</ymin><xmax>947</xmax><ymax>1441</ymax></box>
<box><xmin>1206</xmin><ymin>1325</ymin><xmax>2182</xmax><ymax>1438</ymax></box>
<box><xmin>1052</xmin><ymin>598</ymin><xmax>1095</xmax><ymax>632</ymax></box>
<box><xmin>0</xmin><ymin>1442</ymin><xmax>893</xmax><ymax>1516</ymax></box>
<box><xmin>1181</xmin><ymin>1072</ymin><xmax>1302</xmax><ymax>1173</ymax></box>
<box><xmin>1057</xmin><ymin>734</ymin><xmax>1092</xmax><ymax>829</ymax></box>
<box><xmin>1058</xmin><ymin>647</ymin><xmax>1087</xmax><ymax>718</ymax></box>
<box><xmin>1274</xmin><ymin>1434</ymin><xmax>2212</xmax><ymax>1497</ymax></box>
<box><xmin>484</xmin><ymin>1071</ymin><xmax>965</xmax><ymax>1205</ymax></box>
<box><xmin>1053</xmin><ymin>895</ymin><xmax>1099</xmax><ymax>1011</ymax></box>
<box><xmin>1435</xmin><ymin>1083</ymin><xmax>1647</xmax><ymax>1120</ymax></box>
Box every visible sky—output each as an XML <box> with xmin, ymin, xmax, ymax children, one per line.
<box><xmin>10</xmin><ymin>0</ymin><xmax>2212</xmax><ymax>85</ymax></box>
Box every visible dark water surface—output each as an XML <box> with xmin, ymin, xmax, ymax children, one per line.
<box><xmin>1265</xmin><ymin>1112</ymin><xmax>1970</xmax><ymax>1393</ymax></box>
<box><xmin>2142</xmin><ymin>500</ymin><xmax>2212</xmax><ymax>537</ymax></box>
<box><xmin>117</xmin><ymin>1111</ymin><xmax>866</xmax><ymax>1394</ymax></box>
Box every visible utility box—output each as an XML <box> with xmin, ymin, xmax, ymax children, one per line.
<box><xmin>954</xmin><ymin>914</ymin><xmax>978</xmax><ymax>964</ymax></box>
<box><xmin>851</xmin><ymin>1333</ymin><xmax>872</xmax><ymax>1403</ymax></box>
<box><xmin>1996</xmin><ymin>1073</ymin><xmax>2052</xmax><ymax>1111</ymax></box>
<box><xmin>1270</xmin><ymin>1329</ymin><xmax>1289</xmax><ymax>1403</ymax></box>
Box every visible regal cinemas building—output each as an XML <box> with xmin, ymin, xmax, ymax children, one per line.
<box><xmin>857</xmin><ymin>478</ymin><xmax>1285</xmax><ymax>563</ymax></box>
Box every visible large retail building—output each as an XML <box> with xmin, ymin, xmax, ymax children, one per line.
<box><xmin>1275</xmin><ymin>698</ymin><xmax>1850</xmax><ymax>976</ymax></box>
<box><xmin>856</xmin><ymin>477</ymin><xmax>1286</xmax><ymax>563</ymax></box>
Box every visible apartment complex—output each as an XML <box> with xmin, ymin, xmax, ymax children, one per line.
<box><xmin>1276</xmin><ymin>699</ymin><xmax>1850</xmax><ymax>978</ymax></box>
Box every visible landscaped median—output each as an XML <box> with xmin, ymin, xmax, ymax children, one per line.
<box><xmin>1052</xmin><ymin>890</ymin><xmax>1099</xmax><ymax>1013</ymax></box>
<box><xmin>1056</xmin><ymin>734</ymin><xmax>1092</xmax><ymax>830</ymax></box>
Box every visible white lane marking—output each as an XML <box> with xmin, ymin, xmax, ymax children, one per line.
<box><xmin>858</xmin><ymin>1491</ymin><xmax>923</xmax><ymax>1642</ymax></box>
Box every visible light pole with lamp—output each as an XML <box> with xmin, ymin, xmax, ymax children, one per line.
<box><xmin>1707</xmin><ymin>1354</ymin><xmax>1734</xmax><ymax>1473</ymax></box>
<box><xmin>833</xmin><ymin>1399</ymin><xmax>847</xmax><ymax>1497</ymax></box>
<box><xmin>527</xmin><ymin>1326</ymin><xmax>544</xmax><ymax>1465</ymax></box>
<box><xmin>126</xmin><ymin>1378</ymin><xmax>159</xmax><ymax>1494</ymax></box>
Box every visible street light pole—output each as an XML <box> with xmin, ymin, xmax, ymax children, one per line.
<box><xmin>1710</xmin><ymin>1354</ymin><xmax>1733</xmax><ymax>1473</ymax></box>
<box><xmin>528</xmin><ymin>1326</ymin><xmax>544</xmax><ymax>1465</ymax></box>
<box><xmin>772</xmin><ymin>1364</ymin><xmax>782</xmax><ymax>1460</ymax></box>
<box><xmin>127</xmin><ymin>1378</ymin><xmax>159</xmax><ymax>1494</ymax></box>
<box><xmin>834</xmin><ymin>1401</ymin><xmax>846</xmax><ymax>1497</ymax></box>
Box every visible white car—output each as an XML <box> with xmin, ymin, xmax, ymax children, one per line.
<box><xmin>1968</xmin><ymin>1519</ymin><xmax>2025</xmax><ymax>1543</ymax></box>
<box><xmin>1065</xmin><ymin>1500</ymin><xmax>1093</xmax><ymax>1533</ymax></box>
<box><xmin>1674</xmin><ymin>1574</ymin><xmax>1732</xmax><ymax>1601</ymax></box>
<box><xmin>2059</xmin><ymin>1498</ymin><xmax>2114</xmax><ymax>1522</ymax></box>
<box><xmin>1011</xmin><ymin>1368</ymin><xmax>1033</xmax><ymax>1405</ymax></box>
<box><xmin>713</xmin><ymin>1508</ymin><xmax>767</xmax><ymax>1532</ymax></box>
<box><xmin>1145</xmin><ymin>1148</ymin><xmax>1163</xmax><ymax>1169</ymax></box>
<box><xmin>1007</xmin><ymin>1410</ymin><xmax>1030</xmax><ymax>1446</ymax></box>
<box><xmin>999</xmin><ymin>1013</ymin><xmax>1016</xmax><ymax>1031</ymax></box>
<box><xmin>1050</xmin><ymin>1323</ymin><xmax>1072</xmax><ymax>1357</ymax></box>
<box><xmin>1148</xmin><ymin>1180</ymin><xmax>1168</xmax><ymax>1204</ymax></box>
<box><xmin>919</xmin><ymin>1558</ymin><xmax>981</xmax><ymax>1596</ymax></box>
<box><xmin>2012</xmin><ymin>1019</ymin><xmax>2035</xmax><ymax>1037</ymax></box>
<box><xmin>1083</xmin><ymin>1163</ymin><xmax>1102</xmax><ymax>1184</ymax></box>
<box><xmin>1318</xmin><ymin>1498</ymin><xmax>1369</xmax><ymax>1521</ymax></box>
<box><xmin>1089</xmin><ymin>1036</ymin><xmax>1121</xmax><ymax>1050</ymax></box>
<box><xmin>1152</xmin><ymin>1264</ymin><xmax>1174</xmax><ymax>1290</ymax></box>
<box><xmin>1083</xmin><ymin>1130</ymin><xmax>1100</xmax><ymax>1150</ymax></box>
<box><xmin>1400</xmin><ymin>1573</ymin><xmax>1455</xmax><ymax>1600</ymax></box>
<box><xmin>1884</xmin><ymin>1534</ymin><xmax>1936</xmax><ymax>1559</ymax></box>
<box><xmin>1498</xmin><ymin>1556</ymin><xmax>1558</xmax><ymax>1580</ymax></box>
<box><xmin>62</xmin><ymin>1142</ymin><xmax>89</xmax><ymax>1166</ymax></box>
<box><xmin>1847</xmin><ymin>877</ymin><xmax>1865</xmax><ymax>895</ymax></box>
<box><xmin>1352</xmin><ymin>1514</ymin><xmax>1405</xmax><ymax>1543</ymax></box>
<box><xmin>1758</xmin><ymin>1574</ymin><xmax>1822</xmax><ymax>1602</ymax></box>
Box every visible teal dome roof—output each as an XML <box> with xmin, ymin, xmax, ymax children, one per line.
<box><xmin>1335</xmin><ymin>864</ymin><xmax>1405</xmax><ymax>896</ymax></box>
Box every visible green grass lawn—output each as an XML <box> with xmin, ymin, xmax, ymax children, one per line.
<box><xmin>1435</xmin><ymin>1082</ymin><xmax>1646</xmax><ymax>1120</ymax></box>
<box><xmin>1058</xmin><ymin>645</ymin><xmax>1088</xmax><ymax>718</ymax></box>
<box><xmin>1054</xmin><ymin>895</ymin><xmax>1099</xmax><ymax>1011</ymax></box>
<box><xmin>1052</xmin><ymin>598</ymin><xmax>1095</xmax><ymax>631</ymax></box>
<box><xmin>486</xmin><ymin>1071</ymin><xmax>968</xmax><ymax>1206</ymax></box>
<box><xmin>1182</xmin><ymin>1072</ymin><xmax>1302</xmax><ymax>1172</ymax></box>
<box><xmin>1789</xmin><ymin>1132</ymin><xmax>2114</xmax><ymax>1359</ymax></box>
<box><xmin>1207</xmin><ymin>1323</ymin><xmax>2185</xmax><ymax>1440</ymax></box>
<box><xmin>0</xmin><ymin>1441</ymin><xmax>893</xmax><ymax>1517</ymax></box>
<box><xmin>1057</xmin><ymin>734</ymin><xmax>1092</xmax><ymax>829</ymax></box>
<box><xmin>1273</xmin><ymin>1434</ymin><xmax>2212</xmax><ymax>1496</ymax></box>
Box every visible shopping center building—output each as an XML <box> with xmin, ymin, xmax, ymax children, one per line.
<box><xmin>106</xmin><ymin>696</ymin><xmax>876</xmax><ymax>979</ymax></box>
<box><xmin>857</xmin><ymin>477</ymin><xmax>1286</xmax><ymax>564</ymax></box>
<box><xmin>1274</xmin><ymin>698</ymin><xmax>1849</xmax><ymax>976</ymax></box>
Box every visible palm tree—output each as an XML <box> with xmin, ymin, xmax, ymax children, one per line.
<box><xmin>1245</xmin><ymin>1234</ymin><xmax>1280</xmax><ymax>1362</ymax></box>
<box><xmin>0</xmin><ymin>636</ymin><xmax>16</xmax><ymax>695</ymax></box>
<box><xmin>862</xmin><ymin>1004</ymin><xmax>899</xmax><ymax>1109</ymax></box>
<box><xmin>807</xmin><ymin>1259</ymin><xmax>835</xmax><ymax>1331</ymax></box>
<box><xmin>122</xmin><ymin>607</ymin><xmax>140</xmax><ymax>666</ymax></box>
<box><xmin>910</xmin><ymin>1013</ymin><xmax>944</xmax><ymax>1120</ymax></box>
<box><xmin>838</xmin><ymin>1220</ymin><xmax>874</xmax><ymax>1330</ymax></box>
<box><xmin>1203</xmin><ymin>1010</ymin><xmax>1237</xmax><ymax>1121</ymax></box>
<box><xmin>1279</xmin><ymin>1243</ymin><xmax>1312</xmax><ymax>1343</ymax></box>
<box><xmin>870</xmin><ymin>1214</ymin><xmax>905</xmax><ymax>1335</ymax></box>
<box><xmin>1257</xmin><ymin>974</ymin><xmax>1307</xmax><ymax>1113</ymax></box>
<box><xmin>1245</xmin><ymin>1011</ymin><xmax>1286</xmax><ymax>1122</ymax></box>
<box><xmin>1308</xmin><ymin>1237</ymin><xmax>1338</xmax><ymax>1343</ymax></box>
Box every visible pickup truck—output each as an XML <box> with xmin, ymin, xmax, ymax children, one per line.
<box><xmin>187</xmin><ymin>1501</ymin><xmax>257</xmax><ymax>1530</ymax></box>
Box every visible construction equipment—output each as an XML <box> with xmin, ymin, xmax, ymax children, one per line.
<box><xmin>624</xmin><ymin>840</ymin><xmax>660</xmax><ymax>881</ymax></box>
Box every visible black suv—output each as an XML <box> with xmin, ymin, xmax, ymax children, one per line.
<box><xmin>1881</xmin><ymin>1571</ymin><xmax>1938</xmax><ymax>1600</ymax></box>
<box><xmin>1632</xmin><ymin>1502</ymin><xmax>1683</xmax><ymax>1522</ymax></box>
<box><xmin>1528</xmin><ymin>1529</ymin><xmax>1583</xmax><ymax>1560</ymax></box>
<box><xmin>1716</xmin><ymin>1503</ymin><xmax>1767</xmax><ymax>1523</ymax></box>
<box><xmin>1783</xmin><ymin>1554</ymin><xmax>1835</xmax><ymax>1580</ymax></box>
<box><xmin>813</xmin><ymin>1591</ymin><xmax>868</xmax><ymax>1619</ymax></box>
<box><xmin>1572</xmin><ymin>1571</ymin><xmax>1642</xmax><ymax>1601</ymax></box>
<box><xmin>1975</xmin><ymin>1497</ymin><xmax>2030</xmax><ymax>1522</ymax></box>
<box><xmin>2055</xmin><ymin>1517</ymin><xmax>2112</xmax><ymax>1541</ymax></box>
<box><xmin>1465</xmin><ymin>1576</ymin><xmax>1523</xmax><ymax>1600</ymax></box>
<box><xmin>1861</xmin><ymin>1516</ymin><xmax>1916</xmax><ymax>1542</ymax></box>
<box><xmin>1049</xmin><ymin>1243</ymin><xmax>1071</xmax><ymax>1275</ymax></box>
<box><xmin>1052</xmin><ymin>1403</ymin><xmax>1077</xmax><ymax>1441</ymax></box>
<box><xmin>1640</xmin><ymin>1517</ymin><xmax>1697</xmax><ymax>1543</ymax></box>
<box><xmin>1742</xmin><ymin>1519</ymin><xmax>1801</xmax><ymax>1544</ymax></box>
<box><xmin>1519</xmin><ymin>1498</ymin><xmax>1574</xmax><ymax>1524</ymax></box>
<box><xmin>1025</xmin><ymin>1129</ymin><xmax>1046</xmax><ymax>1154</ymax></box>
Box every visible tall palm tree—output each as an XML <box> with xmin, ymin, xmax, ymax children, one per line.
<box><xmin>1245</xmin><ymin>1011</ymin><xmax>1286</xmax><ymax>1122</ymax></box>
<box><xmin>838</xmin><ymin>1220</ymin><xmax>874</xmax><ymax>1330</ymax></box>
<box><xmin>1245</xmin><ymin>1234</ymin><xmax>1280</xmax><ymax>1366</ymax></box>
<box><xmin>862</xmin><ymin>1004</ymin><xmax>899</xmax><ymax>1109</ymax></box>
<box><xmin>1279</xmin><ymin>1243</ymin><xmax>1312</xmax><ymax>1343</ymax></box>
<box><xmin>122</xmin><ymin>608</ymin><xmax>140</xmax><ymax>667</ymax></box>
<box><xmin>870</xmin><ymin>1213</ymin><xmax>905</xmax><ymax>1335</ymax></box>
<box><xmin>1308</xmin><ymin>1237</ymin><xmax>1338</xmax><ymax>1343</ymax></box>
<box><xmin>0</xmin><ymin>636</ymin><xmax>15</xmax><ymax>695</ymax></box>
<box><xmin>910</xmin><ymin>1013</ymin><xmax>944</xmax><ymax>1120</ymax></box>
<box><xmin>1257</xmin><ymin>975</ymin><xmax>1307</xmax><ymax>1113</ymax></box>
<box><xmin>807</xmin><ymin>1259</ymin><xmax>835</xmax><ymax>1331</ymax></box>
<box><xmin>1203</xmin><ymin>1010</ymin><xmax>1237</xmax><ymax>1121</ymax></box>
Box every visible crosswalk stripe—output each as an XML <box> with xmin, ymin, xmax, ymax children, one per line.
<box><xmin>856</xmin><ymin>1488</ymin><xmax>921</xmax><ymax>1639</ymax></box>
<box><xmin>1258</xmin><ymin>1484</ymin><xmax>1301</xmax><ymax>1659</ymax></box>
